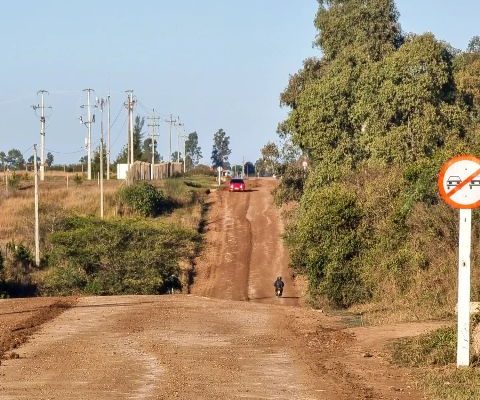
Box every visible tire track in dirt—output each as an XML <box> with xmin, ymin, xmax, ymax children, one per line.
<box><xmin>192</xmin><ymin>179</ymin><xmax>301</xmax><ymax>304</ymax></box>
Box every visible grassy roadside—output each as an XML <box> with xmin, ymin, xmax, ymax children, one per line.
<box><xmin>391</xmin><ymin>325</ymin><xmax>480</xmax><ymax>399</ymax></box>
<box><xmin>0</xmin><ymin>174</ymin><xmax>217</xmax><ymax>298</ymax></box>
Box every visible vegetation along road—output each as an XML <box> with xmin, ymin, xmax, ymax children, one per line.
<box><xmin>0</xmin><ymin>179</ymin><xmax>443</xmax><ymax>400</ymax></box>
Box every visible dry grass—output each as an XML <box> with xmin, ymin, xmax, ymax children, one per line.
<box><xmin>0</xmin><ymin>177</ymin><xmax>124</xmax><ymax>250</ymax></box>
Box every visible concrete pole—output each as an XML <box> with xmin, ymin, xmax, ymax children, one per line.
<box><xmin>98</xmin><ymin>98</ymin><xmax>105</xmax><ymax>219</ymax></box>
<box><xmin>457</xmin><ymin>208</ymin><xmax>472</xmax><ymax>367</ymax></box>
<box><xmin>86</xmin><ymin>89</ymin><xmax>92</xmax><ymax>180</ymax></box>
<box><xmin>183</xmin><ymin>135</ymin><xmax>186</xmax><ymax>173</ymax></box>
<box><xmin>107</xmin><ymin>95</ymin><xmax>111</xmax><ymax>180</ymax></box>
<box><xmin>33</xmin><ymin>145</ymin><xmax>40</xmax><ymax>267</ymax></box>
<box><xmin>39</xmin><ymin>92</ymin><xmax>46</xmax><ymax>181</ymax></box>
<box><xmin>129</xmin><ymin>91</ymin><xmax>134</xmax><ymax>166</ymax></box>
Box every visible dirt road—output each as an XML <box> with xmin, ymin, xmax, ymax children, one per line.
<box><xmin>191</xmin><ymin>179</ymin><xmax>300</xmax><ymax>305</ymax></box>
<box><xmin>0</xmin><ymin>179</ymin><xmax>441</xmax><ymax>399</ymax></box>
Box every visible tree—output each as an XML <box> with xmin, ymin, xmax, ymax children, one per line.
<box><xmin>142</xmin><ymin>138</ymin><xmax>159</xmax><ymax>164</ymax></box>
<box><xmin>314</xmin><ymin>0</ymin><xmax>402</xmax><ymax>62</ymax></box>
<box><xmin>0</xmin><ymin>151</ymin><xmax>7</xmax><ymax>170</ymax></box>
<box><xmin>467</xmin><ymin>36</ymin><xmax>480</xmax><ymax>53</ymax></box>
<box><xmin>28</xmin><ymin>155</ymin><xmax>41</xmax><ymax>164</ymax></box>
<box><xmin>46</xmin><ymin>152</ymin><xmax>54</xmax><ymax>167</ymax></box>
<box><xmin>185</xmin><ymin>131</ymin><xmax>202</xmax><ymax>169</ymax></box>
<box><xmin>92</xmin><ymin>145</ymin><xmax>107</xmax><ymax>177</ymax></box>
<box><xmin>171</xmin><ymin>151</ymin><xmax>183</xmax><ymax>163</ymax></box>
<box><xmin>116</xmin><ymin>116</ymin><xmax>145</xmax><ymax>163</ymax></box>
<box><xmin>244</xmin><ymin>162</ymin><xmax>255</xmax><ymax>175</ymax></box>
<box><xmin>260</xmin><ymin>142</ymin><xmax>280</xmax><ymax>175</ymax></box>
<box><xmin>210</xmin><ymin>129</ymin><xmax>231</xmax><ymax>168</ymax></box>
<box><xmin>6</xmin><ymin>149</ymin><xmax>25</xmax><ymax>170</ymax></box>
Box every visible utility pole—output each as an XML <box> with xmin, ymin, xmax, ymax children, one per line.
<box><xmin>32</xmin><ymin>90</ymin><xmax>51</xmax><ymax>181</ymax></box>
<box><xmin>147</xmin><ymin>109</ymin><xmax>160</xmax><ymax>179</ymax></box>
<box><xmin>97</xmin><ymin>97</ymin><xmax>106</xmax><ymax>219</ymax></box>
<box><xmin>124</xmin><ymin>90</ymin><xmax>135</xmax><ymax>166</ymax></box>
<box><xmin>33</xmin><ymin>145</ymin><xmax>40</xmax><ymax>267</ymax></box>
<box><xmin>176</xmin><ymin>117</ymin><xmax>184</xmax><ymax>163</ymax></box>
<box><xmin>181</xmin><ymin>134</ymin><xmax>187</xmax><ymax>173</ymax></box>
<box><xmin>107</xmin><ymin>95</ymin><xmax>111</xmax><ymax>180</ymax></box>
<box><xmin>165</xmin><ymin>114</ymin><xmax>176</xmax><ymax>162</ymax></box>
<box><xmin>80</xmin><ymin>89</ymin><xmax>96</xmax><ymax>180</ymax></box>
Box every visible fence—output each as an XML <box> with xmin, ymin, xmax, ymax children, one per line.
<box><xmin>123</xmin><ymin>161</ymin><xmax>183</xmax><ymax>185</ymax></box>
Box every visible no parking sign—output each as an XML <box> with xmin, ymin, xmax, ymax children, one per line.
<box><xmin>438</xmin><ymin>155</ymin><xmax>480</xmax><ymax>367</ymax></box>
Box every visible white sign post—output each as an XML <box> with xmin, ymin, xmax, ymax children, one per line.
<box><xmin>438</xmin><ymin>155</ymin><xmax>480</xmax><ymax>367</ymax></box>
<box><xmin>457</xmin><ymin>208</ymin><xmax>471</xmax><ymax>367</ymax></box>
<box><xmin>217</xmin><ymin>166</ymin><xmax>222</xmax><ymax>186</ymax></box>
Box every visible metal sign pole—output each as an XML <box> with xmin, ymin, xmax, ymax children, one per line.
<box><xmin>457</xmin><ymin>208</ymin><xmax>472</xmax><ymax>367</ymax></box>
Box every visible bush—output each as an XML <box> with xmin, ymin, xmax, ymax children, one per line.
<box><xmin>287</xmin><ymin>181</ymin><xmax>368</xmax><ymax>307</ymax></box>
<box><xmin>73</xmin><ymin>174</ymin><xmax>83</xmax><ymax>185</ymax></box>
<box><xmin>41</xmin><ymin>216</ymin><xmax>199</xmax><ymax>295</ymax></box>
<box><xmin>273</xmin><ymin>164</ymin><xmax>307</xmax><ymax>205</ymax></box>
<box><xmin>7</xmin><ymin>172</ymin><xmax>21</xmax><ymax>189</ymax></box>
<box><xmin>117</xmin><ymin>182</ymin><xmax>171</xmax><ymax>217</ymax></box>
<box><xmin>1</xmin><ymin>242</ymin><xmax>37</xmax><ymax>297</ymax></box>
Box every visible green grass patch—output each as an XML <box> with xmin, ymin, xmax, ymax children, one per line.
<box><xmin>424</xmin><ymin>367</ymin><xmax>480</xmax><ymax>400</ymax></box>
<box><xmin>391</xmin><ymin>326</ymin><xmax>456</xmax><ymax>367</ymax></box>
<box><xmin>391</xmin><ymin>326</ymin><xmax>480</xmax><ymax>399</ymax></box>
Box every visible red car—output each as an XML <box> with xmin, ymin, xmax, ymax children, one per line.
<box><xmin>229</xmin><ymin>178</ymin><xmax>245</xmax><ymax>192</ymax></box>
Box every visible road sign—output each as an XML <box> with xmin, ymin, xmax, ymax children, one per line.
<box><xmin>438</xmin><ymin>155</ymin><xmax>480</xmax><ymax>209</ymax></box>
<box><xmin>438</xmin><ymin>155</ymin><xmax>480</xmax><ymax>367</ymax></box>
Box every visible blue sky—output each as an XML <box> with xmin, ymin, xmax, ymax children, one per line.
<box><xmin>0</xmin><ymin>1</ymin><xmax>478</xmax><ymax>166</ymax></box>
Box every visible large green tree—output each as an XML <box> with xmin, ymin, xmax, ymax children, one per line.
<box><xmin>210</xmin><ymin>129</ymin><xmax>231</xmax><ymax>168</ymax></box>
<box><xmin>185</xmin><ymin>131</ymin><xmax>202</xmax><ymax>169</ymax></box>
<box><xmin>6</xmin><ymin>149</ymin><xmax>25</xmax><ymax>170</ymax></box>
<box><xmin>278</xmin><ymin>0</ymin><xmax>480</xmax><ymax>311</ymax></box>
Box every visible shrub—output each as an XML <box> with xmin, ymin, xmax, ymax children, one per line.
<box><xmin>287</xmin><ymin>181</ymin><xmax>368</xmax><ymax>307</ymax></box>
<box><xmin>73</xmin><ymin>174</ymin><xmax>83</xmax><ymax>185</ymax></box>
<box><xmin>117</xmin><ymin>182</ymin><xmax>171</xmax><ymax>217</ymax></box>
<box><xmin>41</xmin><ymin>216</ymin><xmax>199</xmax><ymax>295</ymax></box>
<box><xmin>2</xmin><ymin>242</ymin><xmax>37</xmax><ymax>297</ymax></box>
<box><xmin>273</xmin><ymin>164</ymin><xmax>307</xmax><ymax>205</ymax></box>
<box><xmin>7</xmin><ymin>172</ymin><xmax>21</xmax><ymax>189</ymax></box>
